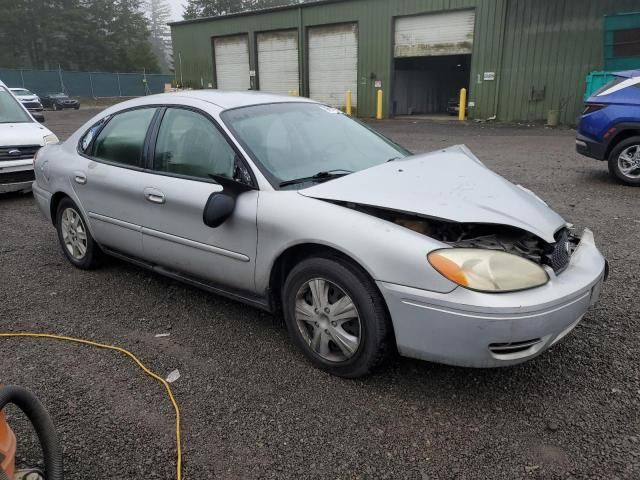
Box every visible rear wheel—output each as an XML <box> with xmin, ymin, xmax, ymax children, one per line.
<box><xmin>55</xmin><ymin>198</ymin><xmax>101</xmax><ymax>269</ymax></box>
<box><xmin>608</xmin><ymin>136</ymin><xmax>640</xmax><ymax>186</ymax></box>
<box><xmin>282</xmin><ymin>256</ymin><xmax>391</xmax><ymax>378</ymax></box>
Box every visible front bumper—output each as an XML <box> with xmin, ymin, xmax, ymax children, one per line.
<box><xmin>0</xmin><ymin>159</ymin><xmax>35</xmax><ymax>194</ymax></box>
<box><xmin>54</xmin><ymin>102</ymin><xmax>79</xmax><ymax>109</ymax></box>
<box><xmin>379</xmin><ymin>229</ymin><xmax>606</xmax><ymax>368</ymax></box>
<box><xmin>576</xmin><ymin>133</ymin><xmax>607</xmax><ymax>160</ymax></box>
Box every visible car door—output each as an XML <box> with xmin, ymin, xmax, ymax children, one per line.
<box><xmin>73</xmin><ymin>107</ymin><xmax>158</xmax><ymax>258</ymax></box>
<box><xmin>140</xmin><ymin>106</ymin><xmax>259</xmax><ymax>293</ymax></box>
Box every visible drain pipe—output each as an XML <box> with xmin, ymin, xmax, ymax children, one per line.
<box><xmin>492</xmin><ymin>0</ymin><xmax>510</xmax><ymax>119</ymax></box>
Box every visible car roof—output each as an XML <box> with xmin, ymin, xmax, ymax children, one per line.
<box><xmin>127</xmin><ymin>90</ymin><xmax>318</xmax><ymax>110</ymax></box>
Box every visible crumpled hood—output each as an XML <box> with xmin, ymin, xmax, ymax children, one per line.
<box><xmin>0</xmin><ymin>123</ymin><xmax>49</xmax><ymax>146</ymax></box>
<box><xmin>300</xmin><ymin>145</ymin><xmax>566</xmax><ymax>243</ymax></box>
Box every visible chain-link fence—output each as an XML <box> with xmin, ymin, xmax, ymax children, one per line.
<box><xmin>0</xmin><ymin>68</ymin><xmax>174</xmax><ymax>97</ymax></box>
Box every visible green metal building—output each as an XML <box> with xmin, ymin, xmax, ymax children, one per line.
<box><xmin>170</xmin><ymin>0</ymin><xmax>640</xmax><ymax>123</ymax></box>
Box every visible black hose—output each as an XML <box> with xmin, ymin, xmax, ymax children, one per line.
<box><xmin>0</xmin><ymin>385</ymin><xmax>63</xmax><ymax>480</ymax></box>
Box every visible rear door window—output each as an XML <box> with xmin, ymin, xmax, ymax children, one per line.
<box><xmin>93</xmin><ymin>108</ymin><xmax>157</xmax><ymax>167</ymax></box>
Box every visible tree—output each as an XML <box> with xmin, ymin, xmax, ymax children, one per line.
<box><xmin>144</xmin><ymin>0</ymin><xmax>173</xmax><ymax>72</ymax></box>
<box><xmin>0</xmin><ymin>0</ymin><xmax>160</xmax><ymax>73</ymax></box>
<box><xmin>183</xmin><ymin>0</ymin><xmax>311</xmax><ymax>19</ymax></box>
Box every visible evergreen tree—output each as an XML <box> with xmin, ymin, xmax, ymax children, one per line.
<box><xmin>183</xmin><ymin>0</ymin><xmax>311</xmax><ymax>20</ymax></box>
<box><xmin>0</xmin><ymin>0</ymin><xmax>160</xmax><ymax>72</ymax></box>
<box><xmin>145</xmin><ymin>0</ymin><xmax>173</xmax><ymax>72</ymax></box>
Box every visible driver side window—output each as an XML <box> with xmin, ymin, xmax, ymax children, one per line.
<box><xmin>154</xmin><ymin>108</ymin><xmax>245</xmax><ymax>182</ymax></box>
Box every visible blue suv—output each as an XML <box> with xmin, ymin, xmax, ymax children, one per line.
<box><xmin>577</xmin><ymin>70</ymin><xmax>640</xmax><ymax>186</ymax></box>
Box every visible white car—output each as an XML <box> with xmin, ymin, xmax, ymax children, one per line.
<box><xmin>0</xmin><ymin>82</ymin><xmax>58</xmax><ymax>194</ymax></box>
<box><xmin>9</xmin><ymin>88</ymin><xmax>43</xmax><ymax>112</ymax></box>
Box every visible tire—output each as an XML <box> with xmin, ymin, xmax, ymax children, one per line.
<box><xmin>55</xmin><ymin>197</ymin><xmax>101</xmax><ymax>269</ymax></box>
<box><xmin>608</xmin><ymin>136</ymin><xmax>640</xmax><ymax>186</ymax></box>
<box><xmin>282</xmin><ymin>255</ymin><xmax>391</xmax><ymax>378</ymax></box>
<box><xmin>74</xmin><ymin>106</ymin><xmax>79</xmax><ymax>110</ymax></box>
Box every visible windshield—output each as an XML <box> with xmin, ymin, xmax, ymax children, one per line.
<box><xmin>11</xmin><ymin>89</ymin><xmax>33</xmax><ymax>96</ymax></box>
<box><xmin>0</xmin><ymin>87</ymin><xmax>32</xmax><ymax>123</ymax></box>
<box><xmin>222</xmin><ymin>103</ymin><xmax>410</xmax><ymax>188</ymax></box>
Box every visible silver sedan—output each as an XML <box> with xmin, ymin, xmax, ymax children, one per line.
<box><xmin>32</xmin><ymin>92</ymin><xmax>608</xmax><ymax>377</ymax></box>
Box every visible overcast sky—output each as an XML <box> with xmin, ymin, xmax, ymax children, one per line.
<box><xmin>166</xmin><ymin>0</ymin><xmax>186</xmax><ymax>21</ymax></box>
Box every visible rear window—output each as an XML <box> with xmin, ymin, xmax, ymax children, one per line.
<box><xmin>592</xmin><ymin>77</ymin><xmax>640</xmax><ymax>97</ymax></box>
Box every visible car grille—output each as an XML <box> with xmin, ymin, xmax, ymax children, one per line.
<box><xmin>543</xmin><ymin>229</ymin><xmax>571</xmax><ymax>274</ymax></box>
<box><xmin>0</xmin><ymin>169</ymin><xmax>35</xmax><ymax>184</ymax></box>
<box><xmin>22</xmin><ymin>101</ymin><xmax>42</xmax><ymax>109</ymax></box>
<box><xmin>0</xmin><ymin>145</ymin><xmax>40</xmax><ymax>162</ymax></box>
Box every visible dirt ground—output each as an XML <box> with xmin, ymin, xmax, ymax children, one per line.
<box><xmin>0</xmin><ymin>108</ymin><xmax>638</xmax><ymax>479</ymax></box>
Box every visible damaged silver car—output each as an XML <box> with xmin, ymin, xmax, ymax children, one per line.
<box><xmin>32</xmin><ymin>92</ymin><xmax>608</xmax><ymax>377</ymax></box>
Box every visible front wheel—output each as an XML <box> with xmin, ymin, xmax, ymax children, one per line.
<box><xmin>608</xmin><ymin>136</ymin><xmax>640</xmax><ymax>186</ymax></box>
<box><xmin>55</xmin><ymin>197</ymin><xmax>101</xmax><ymax>269</ymax></box>
<box><xmin>282</xmin><ymin>256</ymin><xmax>391</xmax><ymax>378</ymax></box>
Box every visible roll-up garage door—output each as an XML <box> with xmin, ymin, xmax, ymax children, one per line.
<box><xmin>257</xmin><ymin>30</ymin><xmax>300</xmax><ymax>95</ymax></box>
<box><xmin>214</xmin><ymin>35</ymin><xmax>250</xmax><ymax>91</ymax></box>
<box><xmin>394</xmin><ymin>10</ymin><xmax>475</xmax><ymax>57</ymax></box>
<box><xmin>308</xmin><ymin>23</ymin><xmax>358</xmax><ymax>107</ymax></box>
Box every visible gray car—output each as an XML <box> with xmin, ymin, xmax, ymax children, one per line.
<box><xmin>32</xmin><ymin>91</ymin><xmax>607</xmax><ymax>377</ymax></box>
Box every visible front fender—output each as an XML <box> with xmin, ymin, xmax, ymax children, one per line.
<box><xmin>255</xmin><ymin>191</ymin><xmax>457</xmax><ymax>295</ymax></box>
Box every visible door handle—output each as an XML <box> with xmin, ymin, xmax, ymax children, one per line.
<box><xmin>73</xmin><ymin>172</ymin><xmax>87</xmax><ymax>185</ymax></box>
<box><xmin>144</xmin><ymin>187</ymin><xmax>165</xmax><ymax>204</ymax></box>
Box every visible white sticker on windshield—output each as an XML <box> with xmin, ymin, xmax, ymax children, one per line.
<box><xmin>318</xmin><ymin>105</ymin><xmax>343</xmax><ymax>114</ymax></box>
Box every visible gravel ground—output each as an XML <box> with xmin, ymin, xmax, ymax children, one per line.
<box><xmin>0</xmin><ymin>110</ymin><xmax>638</xmax><ymax>479</ymax></box>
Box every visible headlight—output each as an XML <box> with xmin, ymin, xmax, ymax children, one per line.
<box><xmin>43</xmin><ymin>134</ymin><xmax>59</xmax><ymax>145</ymax></box>
<box><xmin>427</xmin><ymin>249</ymin><xmax>549</xmax><ymax>293</ymax></box>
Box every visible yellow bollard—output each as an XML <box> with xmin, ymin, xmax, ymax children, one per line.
<box><xmin>458</xmin><ymin>88</ymin><xmax>467</xmax><ymax>121</ymax></box>
<box><xmin>346</xmin><ymin>90</ymin><xmax>352</xmax><ymax>116</ymax></box>
<box><xmin>376</xmin><ymin>89</ymin><xmax>383</xmax><ymax>120</ymax></box>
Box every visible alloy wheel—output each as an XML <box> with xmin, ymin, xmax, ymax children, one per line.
<box><xmin>60</xmin><ymin>208</ymin><xmax>88</xmax><ymax>260</ymax></box>
<box><xmin>294</xmin><ymin>278</ymin><xmax>361</xmax><ymax>363</ymax></box>
<box><xmin>618</xmin><ymin>145</ymin><xmax>640</xmax><ymax>180</ymax></box>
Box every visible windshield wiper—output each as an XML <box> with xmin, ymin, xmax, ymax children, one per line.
<box><xmin>279</xmin><ymin>169</ymin><xmax>353</xmax><ymax>188</ymax></box>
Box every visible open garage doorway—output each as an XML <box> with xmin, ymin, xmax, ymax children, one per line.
<box><xmin>393</xmin><ymin>54</ymin><xmax>470</xmax><ymax>116</ymax></box>
<box><xmin>392</xmin><ymin>10</ymin><xmax>475</xmax><ymax>118</ymax></box>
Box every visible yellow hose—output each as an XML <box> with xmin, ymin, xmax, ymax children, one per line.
<box><xmin>0</xmin><ymin>333</ymin><xmax>182</xmax><ymax>480</ymax></box>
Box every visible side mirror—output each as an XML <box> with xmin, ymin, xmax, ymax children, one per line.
<box><xmin>33</xmin><ymin>112</ymin><xmax>45</xmax><ymax>123</ymax></box>
<box><xmin>203</xmin><ymin>192</ymin><xmax>236</xmax><ymax>228</ymax></box>
<box><xmin>202</xmin><ymin>175</ymin><xmax>256</xmax><ymax>228</ymax></box>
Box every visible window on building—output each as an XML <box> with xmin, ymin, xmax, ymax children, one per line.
<box><xmin>613</xmin><ymin>28</ymin><xmax>640</xmax><ymax>57</ymax></box>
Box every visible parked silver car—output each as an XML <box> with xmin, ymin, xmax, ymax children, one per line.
<box><xmin>32</xmin><ymin>91</ymin><xmax>607</xmax><ymax>377</ymax></box>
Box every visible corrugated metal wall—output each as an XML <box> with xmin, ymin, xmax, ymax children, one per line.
<box><xmin>171</xmin><ymin>0</ymin><xmax>636</xmax><ymax>122</ymax></box>
<box><xmin>497</xmin><ymin>0</ymin><xmax>640</xmax><ymax>124</ymax></box>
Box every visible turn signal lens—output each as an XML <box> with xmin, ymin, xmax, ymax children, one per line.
<box><xmin>427</xmin><ymin>249</ymin><xmax>549</xmax><ymax>293</ymax></box>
